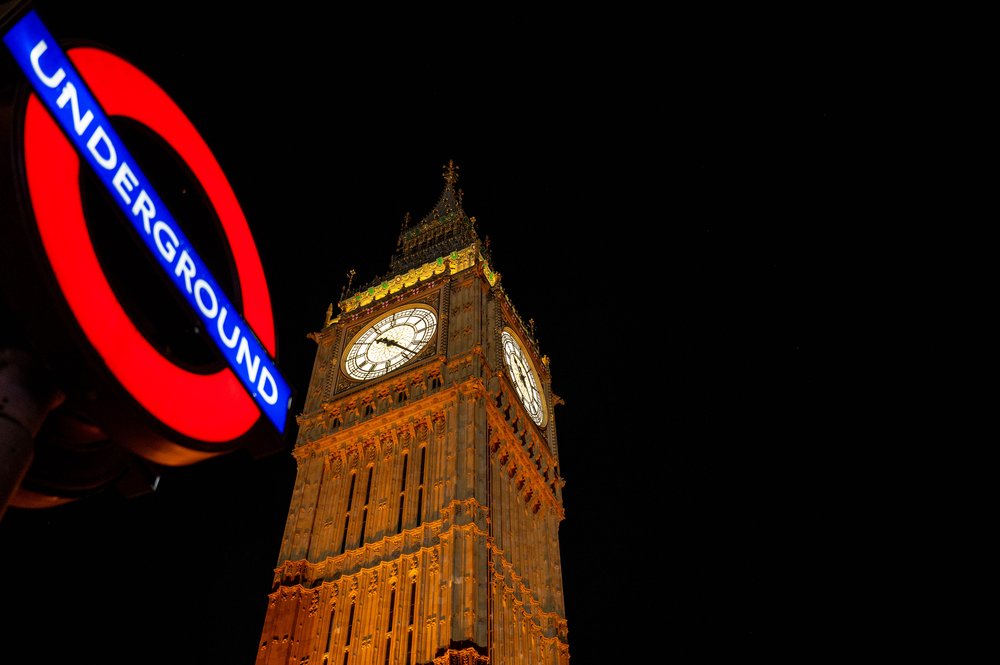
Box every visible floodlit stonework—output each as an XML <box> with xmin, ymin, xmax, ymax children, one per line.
<box><xmin>256</xmin><ymin>164</ymin><xmax>569</xmax><ymax>665</ymax></box>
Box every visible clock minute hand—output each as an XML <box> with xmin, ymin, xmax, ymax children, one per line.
<box><xmin>376</xmin><ymin>336</ymin><xmax>409</xmax><ymax>352</ymax></box>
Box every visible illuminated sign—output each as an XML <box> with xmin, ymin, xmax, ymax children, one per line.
<box><xmin>2</xmin><ymin>10</ymin><xmax>291</xmax><ymax>442</ymax></box>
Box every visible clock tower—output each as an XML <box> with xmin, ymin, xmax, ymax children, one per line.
<box><xmin>255</xmin><ymin>163</ymin><xmax>570</xmax><ymax>665</ymax></box>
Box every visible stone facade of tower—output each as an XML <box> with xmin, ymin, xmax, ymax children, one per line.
<box><xmin>255</xmin><ymin>165</ymin><xmax>570</xmax><ymax>665</ymax></box>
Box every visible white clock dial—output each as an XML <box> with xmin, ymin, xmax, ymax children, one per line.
<box><xmin>501</xmin><ymin>328</ymin><xmax>547</xmax><ymax>427</ymax></box>
<box><xmin>343</xmin><ymin>306</ymin><xmax>438</xmax><ymax>380</ymax></box>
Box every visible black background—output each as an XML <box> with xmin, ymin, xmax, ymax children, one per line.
<box><xmin>0</xmin><ymin>2</ymin><xmax>868</xmax><ymax>663</ymax></box>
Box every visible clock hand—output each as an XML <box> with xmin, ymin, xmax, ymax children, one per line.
<box><xmin>516</xmin><ymin>367</ymin><xmax>530</xmax><ymax>390</ymax></box>
<box><xmin>376</xmin><ymin>336</ymin><xmax>410</xmax><ymax>352</ymax></box>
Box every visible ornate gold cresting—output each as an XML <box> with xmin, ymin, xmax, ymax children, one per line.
<box><xmin>337</xmin><ymin>244</ymin><xmax>497</xmax><ymax>313</ymax></box>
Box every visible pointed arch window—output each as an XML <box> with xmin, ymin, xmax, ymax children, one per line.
<box><xmin>340</xmin><ymin>472</ymin><xmax>356</xmax><ymax>554</ymax></box>
<box><xmin>359</xmin><ymin>466</ymin><xmax>373</xmax><ymax>548</ymax></box>
<box><xmin>396</xmin><ymin>452</ymin><xmax>408</xmax><ymax>533</ymax></box>
<box><xmin>416</xmin><ymin>446</ymin><xmax>426</xmax><ymax>526</ymax></box>
<box><xmin>343</xmin><ymin>599</ymin><xmax>356</xmax><ymax>665</ymax></box>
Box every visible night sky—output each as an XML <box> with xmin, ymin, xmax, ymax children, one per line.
<box><xmin>1</xmin><ymin>3</ymin><xmax>858</xmax><ymax>663</ymax></box>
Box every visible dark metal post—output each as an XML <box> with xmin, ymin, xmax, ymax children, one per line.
<box><xmin>0</xmin><ymin>348</ymin><xmax>64</xmax><ymax>519</ymax></box>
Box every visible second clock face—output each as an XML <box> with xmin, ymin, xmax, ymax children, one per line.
<box><xmin>343</xmin><ymin>305</ymin><xmax>438</xmax><ymax>381</ymax></box>
<box><xmin>501</xmin><ymin>328</ymin><xmax>547</xmax><ymax>427</ymax></box>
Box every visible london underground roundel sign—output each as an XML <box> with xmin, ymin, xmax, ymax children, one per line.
<box><xmin>2</xmin><ymin>10</ymin><xmax>292</xmax><ymax>463</ymax></box>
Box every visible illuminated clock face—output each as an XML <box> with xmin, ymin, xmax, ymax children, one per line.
<box><xmin>501</xmin><ymin>329</ymin><xmax>547</xmax><ymax>427</ymax></box>
<box><xmin>343</xmin><ymin>306</ymin><xmax>438</xmax><ymax>380</ymax></box>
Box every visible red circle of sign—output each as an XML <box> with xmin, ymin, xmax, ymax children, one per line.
<box><xmin>23</xmin><ymin>48</ymin><xmax>276</xmax><ymax>446</ymax></box>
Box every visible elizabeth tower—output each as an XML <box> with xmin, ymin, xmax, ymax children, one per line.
<box><xmin>255</xmin><ymin>163</ymin><xmax>571</xmax><ymax>665</ymax></box>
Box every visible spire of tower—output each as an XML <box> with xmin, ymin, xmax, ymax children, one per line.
<box><xmin>443</xmin><ymin>158</ymin><xmax>459</xmax><ymax>186</ymax></box>
<box><xmin>388</xmin><ymin>160</ymin><xmax>481</xmax><ymax>275</ymax></box>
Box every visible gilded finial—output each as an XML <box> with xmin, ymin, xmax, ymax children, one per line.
<box><xmin>443</xmin><ymin>159</ymin><xmax>459</xmax><ymax>186</ymax></box>
<box><xmin>398</xmin><ymin>212</ymin><xmax>411</xmax><ymax>247</ymax></box>
<box><xmin>339</xmin><ymin>268</ymin><xmax>357</xmax><ymax>301</ymax></box>
<box><xmin>324</xmin><ymin>303</ymin><xmax>333</xmax><ymax>326</ymax></box>
<box><xmin>529</xmin><ymin>318</ymin><xmax>536</xmax><ymax>337</ymax></box>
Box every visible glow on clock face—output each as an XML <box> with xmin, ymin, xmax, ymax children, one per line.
<box><xmin>343</xmin><ymin>306</ymin><xmax>438</xmax><ymax>380</ymax></box>
<box><xmin>501</xmin><ymin>329</ymin><xmax>546</xmax><ymax>427</ymax></box>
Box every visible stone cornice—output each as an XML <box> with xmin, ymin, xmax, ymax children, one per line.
<box><xmin>294</xmin><ymin>360</ymin><xmax>451</xmax><ymax>450</ymax></box>
<box><xmin>487</xmin><ymin>543</ymin><xmax>567</xmax><ymax>642</ymax></box>
<box><xmin>271</xmin><ymin>508</ymin><xmax>489</xmax><ymax>589</ymax></box>
<box><xmin>294</xmin><ymin>351</ymin><xmax>491</xmax><ymax>450</ymax></box>
<box><xmin>486</xmin><ymin>390</ymin><xmax>564</xmax><ymax>518</ymax></box>
<box><xmin>267</xmin><ymin>518</ymin><xmax>569</xmax><ymax>646</ymax></box>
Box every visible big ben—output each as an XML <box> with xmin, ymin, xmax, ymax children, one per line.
<box><xmin>255</xmin><ymin>162</ymin><xmax>571</xmax><ymax>664</ymax></box>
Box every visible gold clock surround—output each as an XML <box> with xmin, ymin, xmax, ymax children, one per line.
<box><xmin>341</xmin><ymin>304</ymin><xmax>438</xmax><ymax>381</ymax></box>
<box><xmin>500</xmin><ymin>326</ymin><xmax>547</xmax><ymax>427</ymax></box>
